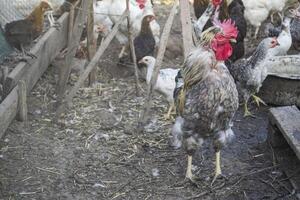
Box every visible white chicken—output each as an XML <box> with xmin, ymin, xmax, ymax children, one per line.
<box><xmin>93</xmin><ymin>0</ymin><xmax>160</xmax><ymax>58</ymax></box>
<box><xmin>242</xmin><ymin>0</ymin><xmax>271</xmax><ymax>38</ymax></box>
<box><xmin>139</xmin><ymin>56</ymin><xmax>179</xmax><ymax>120</ymax></box>
<box><xmin>243</xmin><ymin>0</ymin><xmax>290</xmax><ymax>38</ymax></box>
<box><xmin>267</xmin><ymin>0</ymin><xmax>288</xmax><ymax>23</ymax></box>
<box><xmin>268</xmin><ymin>17</ymin><xmax>292</xmax><ymax>56</ymax></box>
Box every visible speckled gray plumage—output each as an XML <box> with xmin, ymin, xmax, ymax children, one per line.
<box><xmin>178</xmin><ymin>48</ymin><xmax>239</xmax><ymax>155</ymax></box>
<box><xmin>227</xmin><ymin>38</ymin><xmax>272</xmax><ymax>103</ymax></box>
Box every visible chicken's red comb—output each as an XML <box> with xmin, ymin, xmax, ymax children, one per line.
<box><xmin>213</xmin><ymin>18</ymin><xmax>238</xmax><ymax>39</ymax></box>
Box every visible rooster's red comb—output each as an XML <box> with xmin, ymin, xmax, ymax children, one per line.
<box><xmin>213</xmin><ymin>18</ymin><xmax>238</xmax><ymax>39</ymax></box>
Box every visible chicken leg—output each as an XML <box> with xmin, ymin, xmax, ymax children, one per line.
<box><xmin>164</xmin><ymin>102</ymin><xmax>175</xmax><ymax>120</ymax></box>
<box><xmin>118</xmin><ymin>46</ymin><xmax>126</xmax><ymax>58</ymax></box>
<box><xmin>20</xmin><ymin>45</ymin><xmax>37</xmax><ymax>60</ymax></box>
<box><xmin>211</xmin><ymin>151</ymin><xmax>222</xmax><ymax>185</ymax></box>
<box><xmin>243</xmin><ymin>101</ymin><xmax>252</xmax><ymax>117</ymax></box>
<box><xmin>254</xmin><ymin>26</ymin><xmax>260</xmax><ymax>39</ymax></box>
<box><xmin>252</xmin><ymin>94</ymin><xmax>266</xmax><ymax>107</ymax></box>
<box><xmin>185</xmin><ymin>155</ymin><xmax>194</xmax><ymax>180</ymax></box>
<box><xmin>47</xmin><ymin>11</ymin><xmax>61</xmax><ymax>30</ymax></box>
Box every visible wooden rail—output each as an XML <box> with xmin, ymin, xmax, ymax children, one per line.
<box><xmin>138</xmin><ymin>1</ymin><xmax>178</xmax><ymax>130</ymax></box>
<box><xmin>56</xmin><ymin>10</ymin><xmax>128</xmax><ymax>116</ymax></box>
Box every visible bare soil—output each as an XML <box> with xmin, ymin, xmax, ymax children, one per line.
<box><xmin>0</xmin><ymin>4</ymin><xmax>299</xmax><ymax>200</ymax></box>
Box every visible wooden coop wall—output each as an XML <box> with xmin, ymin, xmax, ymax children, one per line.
<box><xmin>0</xmin><ymin>13</ymin><xmax>69</xmax><ymax>137</ymax></box>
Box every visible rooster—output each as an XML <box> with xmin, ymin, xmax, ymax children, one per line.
<box><xmin>139</xmin><ymin>56</ymin><xmax>179</xmax><ymax>120</ymax></box>
<box><xmin>192</xmin><ymin>0</ymin><xmax>247</xmax><ymax>62</ymax></box>
<box><xmin>4</xmin><ymin>0</ymin><xmax>53</xmax><ymax>59</ymax></box>
<box><xmin>171</xmin><ymin>19</ymin><xmax>239</xmax><ymax>184</ymax></box>
<box><xmin>227</xmin><ymin>37</ymin><xmax>279</xmax><ymax>116</ymax></box>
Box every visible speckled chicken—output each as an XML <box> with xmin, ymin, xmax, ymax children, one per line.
<box><xmin>171</xmin><ymin>19</ymin><xmax>239</xmax><ymax>184</ymax></box>
<box><xmin>228</xmin><ymin>37</ymin><xmax>279</xmax><ymax>116</ymax></box>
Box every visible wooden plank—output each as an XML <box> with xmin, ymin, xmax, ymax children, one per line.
<box><xmin>4</xmin><ymin>13</ymin><xmax>69</xmax><ymax>93</ymax></box>
<box><xmin>56</xmin><ymin>10</ymin><xmax>128</xmax><ymax>116</ymax></box>
<box><xmin>87</xmin><ymin>0</ymin><xmax>97</xmax><ymax>86</ymax></box>
<box><xmin>126</xmin><ymin>0</ymin><xmax>141</xmax><ymax>96</ymax></box>
<box><xmin>180</xmin><ymin>0</ymin><xmax>194</xmax><ymax>57</ymax></box>
<box><xmin>57</xmin><ymin>0</ymin><xmax>88</xmax><ymax>102</ymax></box>
<box><xmin>17</xmin><ymin>80</ymin><xmax>28</xmax><ymax>122</ymax></box>
<box><xmin>0</xmin><ymin>87</ymin><xmax>18</xmax><ymax>137</ymax></box>
<box><xmin>269</xmin><ymin>106</ymin><xmax>300</xmax><ymax>160</ymax></box>
<box><xmin>0</xmin><ymin>13</ymin><xmax>69</xmax><ymax>138</ymax></box>
<box><xmin>138</xmin><ymin>1</ymin><xmax>178</xmax><ymax>130</ymax></box>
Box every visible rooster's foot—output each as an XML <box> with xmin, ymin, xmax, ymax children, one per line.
<box><xmin>211</xmin><ymin>173</ymin><xmax>227</xmax><ymax>186</ymax></box>
<box><xmin>252</xmin><ymin>95</ymin><xmax>266</xmax><ymax>107</ymax></box>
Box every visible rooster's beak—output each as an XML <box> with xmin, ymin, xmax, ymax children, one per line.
<box><xmin>138</xmin><ymin>60</ymin><xmax>143</xmax><ymax>64</ymax></box>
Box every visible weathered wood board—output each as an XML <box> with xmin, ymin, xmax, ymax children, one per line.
<box><xmin>269</xmin><ymin>106</ymin><xmax>300</xmax><ymax>160</ymax></box>
<box><xmin>0</xmin><ymin>13</ymin><xmax>69</xmax><ymax>138</ymax></box>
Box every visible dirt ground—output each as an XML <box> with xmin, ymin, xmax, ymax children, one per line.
<box><xmin>1</xmin><ymin>4</ymin><xmax>300</xmax><ymax>200</ymax></box>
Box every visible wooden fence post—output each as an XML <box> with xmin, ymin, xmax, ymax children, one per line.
<box><xmin>126</xmin><ymin>0</ymin><xmax>141</xmax><ymax>96</ymax></box>
<box><xmin>87</xmin><ymin>0</ymin><xmax>97</xmax><ymax>86</ymax></box>
<box><xmin>56</xmin><ymin>0</ymin><xmax>88</xmax><ymax>105</ymax></box>
<box><xmin>138</xmin><ymin>1</ymin><xmax>178</xmax><ymax>131</ymax></box>
<box><xmin>180</xmin><ymin>0</ymin><xmax>194</xmax><ymax>57</ymax></box>
<box><xmin>17</xmin><ymin>80</ymin><xmax>28</xmax><ymax>123</ymax></box>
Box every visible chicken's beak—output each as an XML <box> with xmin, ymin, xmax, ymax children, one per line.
<box><xmin>138</xmin><ymin>60</ymin><xmax>144</xmax><ymax>64</ymax></box>
<box><xmin>230</xmin><ymin>39</ymin><xmax>237</xmax><ymax>43</ymax></box>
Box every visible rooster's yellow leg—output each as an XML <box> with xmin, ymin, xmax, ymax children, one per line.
<box><xmin>163</xmin><ymin>102</ymin><xmax>175</xmax><ymax>120</ymax></box>
<box><xmin>185</xmin><ymin>155</ymin><xmax>193</xmax><ymax>180</ymax></box>
<box><xmin>252</xmin><ymin>94</ymin><xmax>267</xmax><ymax>107</ymax></box>
<box><xmin>244</xmin><ymin>101</ymin><xmax>252</xmax><ymax>117</ymax></box>
<box><xmin>211</xmin><ymin>151</ymin><xmax>222</xmax><ymax>185</ymax></box>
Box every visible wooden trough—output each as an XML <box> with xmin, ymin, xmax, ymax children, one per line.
<box><xmin>260</xmin><ymin>76</ymin><xmax>300</xmax><ymax>107</ymax></box>
<box><xmin>259</xmin><ymin>55</ymin><xmax>300</xmax><ymax>107</ymax></box>
<box><xmin>0</xmin><ymin>13</ymin><xmax>69</xmax><ymax>138</ymax></box>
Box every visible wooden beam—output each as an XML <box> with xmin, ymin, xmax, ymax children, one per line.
<box><xmin>17</xmin><ymin>80</ymin><xmax>28</xmax><ymax>123</ymax></box>
<box><xmin>126</xmin><ymin>0</ymin><xmax>141</xmax><ymax>96</ymax></box>
<box><xmin>87</xmin><ymin>0</ymin><xmax>97</xmax><ymax>86</ymax></box>
<box><xmin>138</xmin><ymin>1</ymin><xmax>178</xmax><ymax>130</ymax></box>
<box><xmin>180</xmin><ymin>0</ymin><xmax>194</xmax><ymax>57</ymax></box>
<box><xmin>0</xmin><ymin>13</ymin><xmax>69</xmax><ymax>138</ymax></box>
<box><xmin>56</xmin><ymin>10</ymin><xmax>128</xmax><ymax>116</ymax></box>
<box><xmin>57</xmin><ymin>0</ymin><xmax>88</xmax><ymax>102</ymax></box>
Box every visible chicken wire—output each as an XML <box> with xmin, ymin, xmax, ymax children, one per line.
<box><xmin>0</xmin><ymin>0</ymin><xmax>64</xmax><ymax>27</ymax></box>
<box><xmin>0</xmin><ymin>0</ymin><xmax>64</xmax><ymax>62</ymax></box>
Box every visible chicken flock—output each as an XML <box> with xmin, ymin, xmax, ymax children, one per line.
<box><xmin>0</xmin><ymin>0</ymin><xmax>300</xmax><ymax>185</ymax></box>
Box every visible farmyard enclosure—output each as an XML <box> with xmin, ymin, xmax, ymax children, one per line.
<box><xmin>0</xmin><ymin>0</ymin><xmax>300</xmax><ymax>199</ymax></box>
